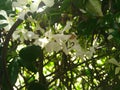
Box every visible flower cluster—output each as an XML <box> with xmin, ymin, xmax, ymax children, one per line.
<box><xmin>0</xmin><ymin>0</ymin><xmax>98</xmax><ymax>60</ymax></box>
<box><xmin>12</xmin><ymin>0</ymin><xmax>55</xmax><ymax>20</ymax></box>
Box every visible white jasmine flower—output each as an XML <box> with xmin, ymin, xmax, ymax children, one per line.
<box><xmin>12</xmin><ymin>30</ymin><xmax>21</xmax><ymax>40</ymax></box>
<box><xmin>18</xmin><ymin>9</ymin><xmax>30</xmax><ymax>20</ymax></box>
<box><xmin>63</xmin><ymin>21</ymin><xmax>72</xmax><ymax>32</ymax></box>
<box><xmin>34</xmin><ymin>37</ymin><xmax>49</xmax><ymax>48</ymax></box>
<box><xmin>67</xmin><ymin>37</ymin><xmax>84</xmax><ymax>57</ymax></box>
<box><xmin>12</xmin><ymin>0</ymin><xmax>42</xmax><ymax>20</ymax></box>
<box><xmin>42</xmin><ymin>0</ymin><xmax>54</xmax><ymax>7</ymax></box>
<box><xmin>53</xmin><ymin>34</ymin><xmax>71</xmax><ymax>43</ymax></box>
<box><xmin>12</xmin><ymin>0</ymin><xmax>30</xmax><ymax>20</ymax></box>
<box><xmin>45</xmin><ymin>40</ymin><xmax>61</xmax><ymax>53</ymax></box>
<box><xmin>24</xmin><ymin>31</ymin><xmax>38</xmax><ymax>41</ymax></box>
<box><xmin>44</xmin><ymin>34</ymin><xmax>70</xmax><ymax>53</ymax></box>
<box><xmin>30</xmin><ymin>0</ymin><xmax>42</xmax><ymax>12</ymax></box>
<box><xmin>44</xmin><ymin>30</ymin><xmax>53</xmax><ymax>39</ymax></box>
<box><xmin>0</xmin><ymin>10</ymin><xmax>14</xmax><ymax>31</ymax></box>
<box><xmin>12</xmin><ymin>0</ymin><xmax>28</xmax><ymax>8</ymax></box>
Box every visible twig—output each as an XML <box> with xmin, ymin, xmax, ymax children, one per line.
<box><xmin>1</xmin><ymin>19</ymin><xmax>23</xmax><ymax>90</ymax></box>
<box><xmin>48</xmin><ymin>53</ymin><xmax>110</xmax><ymax>87</ymax></box>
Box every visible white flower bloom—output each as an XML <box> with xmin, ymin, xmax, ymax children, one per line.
<box><xmin>53</xmin><ymin>34</ymin><xmax>71</xmax><ymax>43</ymax></box>
<box><xmin>12</xmin><ymin>0</ymin><xmax>41</xmax><ymax>20</ymax></box>
<box><xmin>63</xmin><ymin>21</ymin><xmax>72</xmax><ymax>32</ymax></box>
<box><xmin>42</xmin><ymin>0</ymin><xmax>54</xmax><ymax>7</ymax></box>
<box><xmin>67</xmin><ymin>37</ymin><xmax>84</xmax><ymax>57</ymax></box>
<box><xmin>12</xmin><ymin>30</ymin><xmax>21</xmax><ymax>40</ymax></box>
<box><xmin>12</xmin><ymin>29</ymin><xmax>27</xmax><ymax>42</ymax></box>
<box><xmin>0</xmin><ymin>10</ymin><xmax>8</xmax><ymax>18</ymax></box>
<box><xmin>24</xmin><ymin>31</ymin><xmax>38</xmax><ymax>41</ymax></box>
<box><xmin>44</xmin><ymin>30</ymin><xmax>53</xmax><ymax>40</ymax></box>
<box><xmin>0</xmin><ymin>10</ymin><xmax>14</xmax><ymax>31</ymax></box>
<box><xmin>12</xmin><ymin>0</ymin><xmax>28</xmax><ymax>8</ymax></box>
<box><xmin>30</xmin><ymin>0</ymin><xmax>42</xmax><ymax>12</ymax></box>
<box><xmin>34</xmin><ymin>37</ymin><xmax>49</xmax><ymax>48</ymax></box>
<box><xmin>43</xmin><ymin>30</ymin><xmax>71</xmax><ymax>53</ymax></box>
<box><xmin>30</xmin><ymin>3</ymin><xmax>39</xmax><ymax>12</ymax></box>
<box><xmin>18</xmin><ymin>9</ymin><xmax>30</xmax><ymax>20</ymax></box>
<box><xmin>12</xmin><ymin>0</ymin><xmax>31</xmax><ymax>20</ymax></box>
<box><xmin>12</xmin><ymin>0</ymin><xmax>54</xmax><ymax>20</ymax></box>
<box><xmin>45</xmin><ymin>40</ymin><xmax>61</xmax><ymax>53</ymax></box>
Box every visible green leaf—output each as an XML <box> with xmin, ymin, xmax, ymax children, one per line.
<box><xmin>19</xmin><ymin>45</ymin><xmax>43</xmax><ymax>62</ymax></box>
<box><xmin>28</xmin><ymin>81</ymin><xmax>47</xmax><ymax>90</ymax></box>
<box><xmin>115</xmin><ymin>67</ymin><xmax>120</xmax><ymax>75</ymax></box>
<box><xmin>61</xmin><ymin>0</ymin><xmax>71</xmax><ymax>11</ymax></box>
<box><xmin>0</xmin><ymin>0</ymin><xmax>12</xmax><ymax>11</ymax></box>
<box><xmin>77</xmin><ymin>18</ymin><xmax>97</xmax><ymax>36</ymax></box>
<box><xmin>108</xmin><ymin>58</ymin><xmax>119</xmax><ymax>66</ymax></box>
<box><xmin>85</xmin><ymin>0</ymin><xmax>103</xmax><ymax>16</ymax></box>
<box><xmin>19</xmin><ymin>45</ymin><xmax>43</xmax><ymax>73</ymax></box>
<box><xmin>72</xmin><ymin>0</ymin><xmax>85</xmax><ymax>9</ymax></box>
<box><xmin>8</xmin><ymin>59</ymin><xmax>20</xmax><ymax>86</ymax></box>
<box><xmin>19</xmin><ymin>59</ymin><xmax>37</xmax><ymax>73</ymax></box>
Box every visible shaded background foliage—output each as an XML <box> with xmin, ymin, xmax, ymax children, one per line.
<box><xmin>1</xmin><ymin>0</ymin><xmax>120</xmax><ymax>90</ymax></box>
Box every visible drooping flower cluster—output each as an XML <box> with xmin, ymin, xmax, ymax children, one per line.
<box><xmin>0</xmin><ymin>0</ymin><xmax>98</xmax><ymax>60</ymax></box>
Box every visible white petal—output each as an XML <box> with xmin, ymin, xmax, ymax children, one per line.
<box><xmin>18</xmin><ymin>9</ymin><xmax>29</xmax><ymax>20</ymax></box>
<box><xmin>63</xmin><ymin>21</ymin><xmax>72</xmax><ymax>32</ymax></box>
<box><xmin>34</xmin><ymin>38</ymin><xmax>49</xmax><ymax>48</ymax></box>
<box><xmin>12</xmin><ymin>0</ymin><xmax>28</xmax><ymax>7</ymax></box>
<box><xmin>30</xmin><ymin>0</ymin><xmax>41</xmax><ymax>12</ymax></box>
<box><xmin>53</xmin><ymin>34</ymin><xmax>71</xmax><ymax>42</ymax></box>
<box><xmin>12</xmin><ymin>30</ymin><xmax>20</xmax><ymax>40</ymax></box>
<box><xmin>0</xmin><ymin>20</ymin><xmax>8</xmax><ymax>24</ymax></box>
<box><xmin>0</xmin><ymin>10</ymin><xmax>8</xmax><ymax>19</ymax></box>
<box><xmin>42</xmin><ymin>0</ymin><xmax>54</xmax><ymax>7</ymax></box>
<box><xmin>45</xmin><ymin>41</ymin><xmax>61</xmax><ymax>53</ymax></box>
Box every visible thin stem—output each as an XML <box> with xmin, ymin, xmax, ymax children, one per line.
<box><xmin>1</xmin><ymin>19</ymin><xmax>23</xmax><ymax>90</ymax></box>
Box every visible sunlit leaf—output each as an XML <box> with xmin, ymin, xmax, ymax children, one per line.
<box><xmin>108</xmin><ymin>58</ymin><xmax>119</xmax><ymax>66</ymax></box>
<box><xmin>85</xmin><ymin>0</ymin><xmax>103</xmax><ymax>16</ymax></box>
<box><xmin>115</xmin><ymin>67</ymin><xmax>120</xmax><ymax>75</ymax></box>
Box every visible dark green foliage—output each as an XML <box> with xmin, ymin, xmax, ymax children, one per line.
<box><xmin>77</xmin><ymin>17</ymin><xmax>98</xmax><ymax>37</ymax></box>
<box><xmin>0</xmin><ymin>0</ymin><xmax>12</xmax><ymax>12</ymax></box>
<box><xmin>19</xmin><ymin>59</ymin><xmax>37</xmax><ymax>73</ymax></box>
<box><xmin>28</xmin><ymin>81</ymin><xmax>47</xmax><ymax>90</ymax></box>
<box><xmin>8</xmin><ymin>59</ymin><xmax>20</xmax><ymax>86</ymax></box>
<box><xmin>19</xmin><ymin>45</ymin><xmax>43</xmax><ymax>72</ymax></box>
<box><xmin>19</xmin><ymin>45</ymin><xmax>42</xmax><ymax>62</ymax></box>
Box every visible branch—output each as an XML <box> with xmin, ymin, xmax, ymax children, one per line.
<box><xmin>1</xmin><ymin>19</ymin><xmax>23</xmax><ymax>90</ymax></box>
<box><xmin>48</xmin><ymin>53</ymin><xmax>110</xmax><ymax>87</ymax></box>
